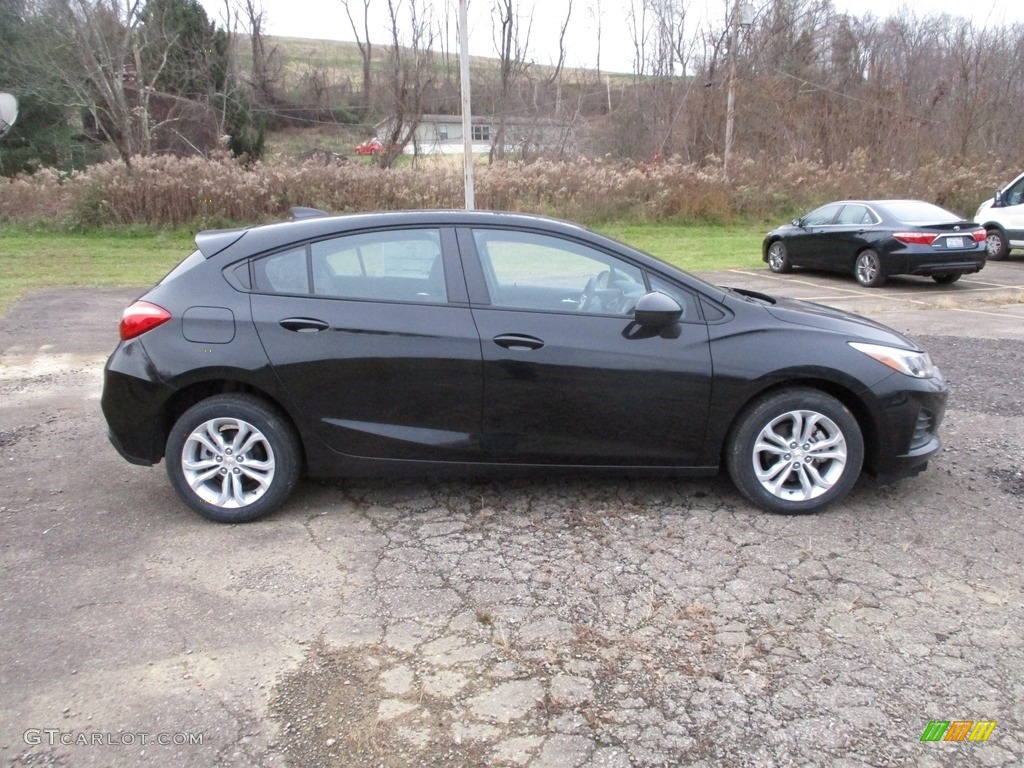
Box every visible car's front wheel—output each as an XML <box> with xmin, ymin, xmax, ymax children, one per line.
<box><xmin>726</xmin><ymin>388</ymin><xmax>864</xmax><ymax>514</ymax></box>
<box><xmin>985</xmin><ymin>227</ymin><xmax>1009</xmax><ymax>260</ymax></box>
<box><xmin>165</xmin><ymin>394</ymin><xmax>301</xmax><ymax>523</ymax></box>
<box><xmin>854</xmin><ymin>249</ymin><xmax>885</xmax><ymax>287</ymax></box>
<box><xmin>766</xmin><ymin>241</ymin><xmax>792</xmax><ymax>273</ymax></box>
<box><xmin>932</xmin><ymin>273</ymin><xmax>962</xmax><ymax>285</ymax></box>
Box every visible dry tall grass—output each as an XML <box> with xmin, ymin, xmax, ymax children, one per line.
<box><xmin>0</xmin><ymin>149</ymin><xmax>1002</xmax><ymax>229</ymax></box>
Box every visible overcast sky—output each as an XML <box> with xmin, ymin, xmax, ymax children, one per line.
<box><xmin>200</xmin><ymin>0</ymin><xmax>1024</xmax><ymax>74</ymax></box>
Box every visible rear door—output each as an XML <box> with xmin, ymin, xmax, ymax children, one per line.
<box><xmin>831</xmin><ymin>203</ymin><xmax>882</xmax><ymax>266</ymax></box>
<box><xmin>250</xmin><ymin>227</ymin><xmax>484</xmax><ymax>462</ymax></box>
<box><xmin>460</xmin><ymin>227</ymin><xmax>714</xmax><ymax>466</ymax></box>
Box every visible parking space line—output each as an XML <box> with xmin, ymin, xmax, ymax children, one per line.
<box><xmin>944</xmin><ymin>306</ymin><xmax>1024</xmax><ymax>319</ymax></box>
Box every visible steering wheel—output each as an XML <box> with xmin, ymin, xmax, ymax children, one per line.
<box><xmin>579</xmin><ymin>270</ymin><xmax>610</xmax><ymax>311</ymax></box>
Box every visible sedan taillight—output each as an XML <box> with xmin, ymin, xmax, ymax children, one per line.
<box><xmin>893</xmin><ymin>232</ymin><xmax>938</xmax><ymax>245</ymax></box>
<box><xmin>971</xmin><ymin>228</ymin><xmax>986</xmax><ymax>242</ymax></box>
<box><xmin>120</xmin><ymin>301</ymin><xmax>171</xmax><ymax>340</ymax></box>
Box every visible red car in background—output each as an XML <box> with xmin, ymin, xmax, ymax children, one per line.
<box><xmin>355</xmin><ymin>138</ymin><xmax>396</xmax><ymax>156</ymax></box>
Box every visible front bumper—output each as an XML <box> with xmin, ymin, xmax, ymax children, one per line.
<box><xmin>863</xmin><ymin>373</ymin><xmax>947</xmax><ymax>483</ymax></box>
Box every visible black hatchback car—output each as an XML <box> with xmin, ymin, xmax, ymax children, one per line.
<box><xmin>102</xmin><ymin>210</ymin><xmax>948</xmax><ymax>523</ymax></box>
<box><xmin>763</xmin><ymin>199</ymin><xmax>987</xmax><ymax>287</ymax></box>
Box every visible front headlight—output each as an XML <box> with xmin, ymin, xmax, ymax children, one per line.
<box><xmin>849</xmin><ymin>342</ymin><xmax>939</xmax><ymax>379</ymax></box>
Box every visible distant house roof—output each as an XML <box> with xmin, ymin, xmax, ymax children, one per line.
<box><xmin>375</xmin><ymin>114</ymin><xmax>569</xmax><ymax>131</ymax></box>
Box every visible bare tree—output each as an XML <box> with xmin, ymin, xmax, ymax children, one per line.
<box><xmin>341</xmin><ymin>0</ymin><xmax>373</xmax><ymax>118</ymax></box>
<box><xmin>624</xmin><ymin>0</ymin><xmax>693</xmax><ymax>159</ymax></box>
<box><xmin>489</xmin><ymin>0</ymin><xmax>531</xmax><ymax>161</ymax></box>
<box><xmin>378</xmin><ymin>0</ymin><xmax>437</xmax><ymax>168</ymax></box>
<box><xmin>241</xmin><ymin>0</ymin><xmax>280</xmax><ymax>105</ymax></box>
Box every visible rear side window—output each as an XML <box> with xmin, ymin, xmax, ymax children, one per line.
<box><xmin>836</xmin><ymin>204</ymin><xmax>877</xmax><ymax>226</ymax></box>
<box><xmin>312</xmin><ymin>229</ymin><xmax>445</xmax><ymax>302</ymax></box>
<box><xmin>252</xmin><ymin>229</ymin><xmax>446</xmax><ymax>304</ymax></box>
<box><xmin>255</xmin><ymin>247</ymin><xmax>309</xmax><ymax>294</ymax></box>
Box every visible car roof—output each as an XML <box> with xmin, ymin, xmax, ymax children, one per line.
<box><xmin>824</xmin><ymin>199</ymin><xmax>926</xmax><ymax>207</ymax></box>
<box><xmin>195</xmin><ymin>210</ymin><xmax>594</xmax><ymax>259</ymax></box>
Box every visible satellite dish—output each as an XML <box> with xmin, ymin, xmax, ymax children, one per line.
<box><xmin>0</xmin><ymin>93</ymin><xmax>18</xmax><ymax>139</ymax></box>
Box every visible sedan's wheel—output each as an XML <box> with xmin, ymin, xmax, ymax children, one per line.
<box><xmin>986</xmin><ymin>228</ymin><xmax>1009</xmax><ymax>260</ymax></box>
<box><xmin>166</xmin><ymin>394</ymin><xmax>300</xmax><ymax>523</ymax></box>
<box><xmin>854</xmin><ymin>249</ymin><xmax>885</xmax><ymax>287</ymax></box>
<box><xmin>726</xmin><ymin>388</ymin><xmax>864</xmax><ymax>514</ymax></box>
<box><xmin>932</xmin><ymin>273</ymin><xmax>962</xmax><ymax>285</ymax></box>
<box><xmin>766</xmin><ymin>241</ymin><xmax>792</xmax><ymax>273</ymax></box>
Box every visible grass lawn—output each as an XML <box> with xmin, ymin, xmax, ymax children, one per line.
<box><xmin>0</xmin><ymin>222</ymin><xmax>768</xmax><ymax>316</ymax></box>
<box><xmin>0</xmin><ymin>228</ymin><xmax>194</xmax><ymax>315</ymax></box>
<box><xmin>596</xmin><ymin>222</ymin><xmax>766</xmax><ymax>273</ymax></box>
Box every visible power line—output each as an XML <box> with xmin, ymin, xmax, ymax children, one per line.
<box><xmin>771</xmin><ymin>67</ymin><xmax>940</xmax><ymax>125</ymax></box>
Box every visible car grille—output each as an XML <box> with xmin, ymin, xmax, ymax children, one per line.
<box><xmin>910</xmin><ymin>409</ymin><xmax>936</xmax><ymax>450</ymax></box>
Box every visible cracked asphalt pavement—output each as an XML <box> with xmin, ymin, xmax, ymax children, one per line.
<box><xmin>1</xmin><ymin>285</ymin><xmax>1022</xmax><ymax>767</ymax></box>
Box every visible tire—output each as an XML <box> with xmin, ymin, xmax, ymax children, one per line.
<box><xmin>932</xmin><ymin>273</ymin><xmax>962</xmax><ymax>285</ymax></box>
<box><xmin>766</xmin><ymin>241</ymin><xmax>792</xmax><ymax>273</ymax></box>
<box><xmin>985</xmin><ymin>227</ymin><xmax>1009</xmax><ymax>260</ymax></box>
<box><xmin>165</xmin><ymin>394</ymin><xmax>301</xmax><ymax>523</ymax></box>
<box><xmin>854</xmin><ymin>249</ymin><xmax>885</xmax><ymax>287</ymax></box>
<box><xmin>726</xmin><ymin>388</ymin><xmax>864</xmax><ymax>515</ymax></box>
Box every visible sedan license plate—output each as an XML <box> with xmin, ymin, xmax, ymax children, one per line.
<box><xmin>945</xmin><ymin>236</ymin><xmax>964</xmax><ymax>249</ymax></box>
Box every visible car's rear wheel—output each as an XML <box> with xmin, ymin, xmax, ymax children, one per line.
<box><xmin>766</xmin><ymin>241</ymin><xmax>792</xmax><ymax>273</ymax></box>
<box><xmin>985</xmin><ymin>227</ymin><xmax>1009</xmax><ymax>260</ymax></box>
<box><xmin>854</xmin><ymin>249</ymin><xmax>885</xmax><ymax>287</ymax></box>
<box><xmin>726</xmin><ymin>388</ymin><xmax>864</xmax><ymax>515</ymax></box>
<box><xmin>165</xmin><ymin>394</ymin><xmax>301</xmax><ymax>523</ymax></box>
<box><xmin>932</xmin><ymin>273</ymin><xmax>962</xmax><ymax>285</ymax></box>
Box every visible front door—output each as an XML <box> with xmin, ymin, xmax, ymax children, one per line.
<box><xmin>463</xmin><ymin>227</ymin><xmax>713</xmax><ymax>466</ymax></box>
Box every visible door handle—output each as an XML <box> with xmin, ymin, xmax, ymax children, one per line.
<box><xmin>493</xmin><ymin>333</ymin><xmax>544</xmax><ymax>351</ymax></box>
<box><xmin>279</xmin><ymin>317</ymin><xmax>330</xmax><ymax>333</ymax></box>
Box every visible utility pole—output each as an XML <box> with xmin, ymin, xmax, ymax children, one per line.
<box><xmin>459</xmin><ymin>0</ymin><xmax>475</xmax><ymax>210</ymax></box>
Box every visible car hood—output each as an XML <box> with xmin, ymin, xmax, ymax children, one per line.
<box><xmin>727</xmin><ymin>288</ymin><xmax>921</xmax><ymax>349</ymax></box>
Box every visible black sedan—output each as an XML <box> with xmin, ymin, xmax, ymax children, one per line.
<box><xmin>102</xmin><ymin>210</ymin><xmax>948</xmax><ymax>523</ymax></box>
<box><xmin>763</xmin><ymin>200</ymin><xmax>987</xmax><ymax>287</ymax></box>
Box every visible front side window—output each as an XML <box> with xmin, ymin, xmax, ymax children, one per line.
<box><xmin>803</xmin><ymin>204</ymin><xmax>842</xmax><ymax>227</ymax></box>
<box><xmin>647</xmin><ymin>274</ymin><xmax>696</xmax><ymax>322</ymax></box>
<box><xmin>1005</xmin><ymin>176</ymin><xmax>1024</xmax><ymax>207</ymax></box>
<box><xmin>473</xmin><ymin>230</ymin><xmax>645</xmax><ymax>315</ymax></box>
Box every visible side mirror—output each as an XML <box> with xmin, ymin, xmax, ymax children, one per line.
<box><xmin>792</xmin><ymin>218</ymin><xmax>802</xmax><ymax>227</ymax></box>
<box><xmin>634</xmin><ymin>291</ymin><xmax>682</xmax><ymax>328</ymax></box>
<box><xmin>994</xmin><ymin>189</ymin><xmax>1004</xmax><ymax>207</ymax></box>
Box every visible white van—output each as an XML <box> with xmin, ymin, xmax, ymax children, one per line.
<box><xmin>975</xmin><ymin>171</ymin><xmax>1024</xmax><ymax>259</ymax></box>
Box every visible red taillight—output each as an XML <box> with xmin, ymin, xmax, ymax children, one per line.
<box><xmin>119</xmin><ymin>301</ymin><xmax>171</xmax><ymax>340</ymax></box>
<box><xmin>893</xmin><ymin>232</ymin><xmax>938</xmax><ymax>245</ymax></box>
<box><xmin>971</xmin><ymin>228</ymin><xmax>986</xmax><ymax>242</ymax></box>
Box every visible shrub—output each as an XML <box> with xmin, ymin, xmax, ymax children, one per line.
<box><xmin>0</xmin><ymin>150</ymin><xmax>1006</xmax><ymax>229</ymax></box>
